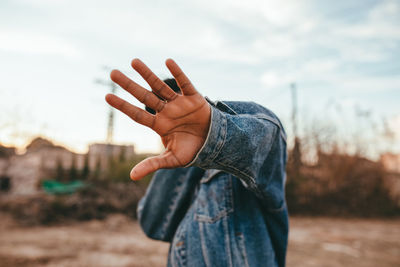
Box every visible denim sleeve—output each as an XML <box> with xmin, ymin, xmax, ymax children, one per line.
<box><xmin>187</xmin><ymin>102</ymin><xmax>288</xmax><ymax>210</ymax></box>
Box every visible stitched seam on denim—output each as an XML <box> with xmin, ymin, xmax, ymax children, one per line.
<box><xmin>170</xmin><ymin>251</ymin><xmax>176</xmax><ymax>267</ymax></box>
<box><xmin>217</xmin><ymin>161</ymin><xmax>256</xmax><ymax>187</ymax></box>
<box><xmin>194</xmin><ymin>207</ymin><xmax>234</xmax><ymax>223</ymax></box>
<box><xmin>237</xmin><ymin>234</ymin><xmax>250</xmax><ymax>267</ymax></box>
<box><xmin>256</xmin><ymin>114</ymin><xmax>286</xmax><ymax>140</ymax></box>
<box><xmin>203</xmin><ymin>106</ymin><xmax>221</xmax><ymax>164</ymax></box>
<box><xmin>184</xmin><ymin>103</ymin><xmax>214</xmax><ymax>167</ymax></box>
<box><xmin>201</xmin><ymin>170</ymin><xmax>223</xmax><ymax>184</ymax></box>
<box><xmin>261</xmin><ymin>126</ymin><xmax>287</xmax><ymax>211</ymax></box>
<box><xmin>205</xmin><ymin>109</ymin><xmax>227</xmax><ymax>165</ymax></box>
<box><xmin>215</xmin><ymin>100</ymin><xmax>238</xmax><ymax>115</ymax></box>
<box><xmin>198</xmin><ymin>222</ymin><xmax>211</xmax><ymax>267</ymax></box>
<box><xmin>172</xmin><ymin>221</ymin><xmax>187</xmax><ymax>267</ymax></box>
<box><xmin>179</xmin><ymin>243</ymin><xmax>187</xmax><ymax>267</ymax></box>
<box><xmin>223</xmin><ymin>217</ymin><xmax>233</xmax><ymax>267</ymax></box>
<box><xmin>255</xmin><ymin>114</ymin><xmax>280</xmax><ymax>127</ymax></box>
<box><xmin>265</xmin><ymin>200</ymin><xmax>287</xmax><ymax>213</ymax></box>
<box><xmin>195</xmin><ymin>174</ymin><xmax>234</xmax><ymax>223</ymax></box>
<box><xmin>174</xmin><ymin>241</ymin><xmax>186</xmax><ymax>267</ymax></box>
<box><xmin>226</xmin><ymin>176</ymin><xmax>234</xmax><ymax>267</ymax></box>
<box><xmin>170</xmin><ymin>243</ymin><xmax>178</xmax><ymax>267</ymax></box>
<box><xmin>256</xmin><ymin>115</ymin><xmax>287</xmax><ymax>143</ymax></box>
<box><xmin>218</xmin><ymin>100</ymin><xmax>281</xmax><ymax>129</ymax></box>
<box><xmin>262</xmin><ymin>172</ymin><xmax>287</xmax><ymax>212</ymax></box>
<box><xmin>160</xmin><ymin>174</ymin><xmax>185</xmax><ymax>236</ymax></box>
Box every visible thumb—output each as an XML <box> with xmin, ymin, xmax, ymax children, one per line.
<box><xmin>130</xmin><ymin>151</ymin><xmax>179</xmax><ymax>180</ymax></box>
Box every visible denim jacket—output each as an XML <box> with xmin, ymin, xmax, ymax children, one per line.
<box><xmin>137</xmin><ymin>99</ymin><xmax>288</xmax><ymax>267</ymax></box>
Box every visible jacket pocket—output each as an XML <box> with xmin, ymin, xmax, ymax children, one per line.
<box><xmin>194</xmin><ymin>170</ymin><xmax>234</xmax><ymax>223</ymax></box>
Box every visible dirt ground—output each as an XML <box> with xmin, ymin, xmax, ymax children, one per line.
<box><xmin>0</xmin><ymin>213</ymin><xmax>399</xmax><ymax>267</ymax></box>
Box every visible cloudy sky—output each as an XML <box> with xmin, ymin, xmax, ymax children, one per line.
<box><xmin>0</xmin><ymin>0</ymin><xmax>399</xmax><ymax>155</ymax></box>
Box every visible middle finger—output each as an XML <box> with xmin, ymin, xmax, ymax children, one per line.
<box><xmin>131</xmin><ymin>58</ymin><xmax>178</xmax><ymax>101</ymax></box>
<box><xmin>110</xmin><ymin>69</ymin><xmax>166</xmax><ymax>112</ymax></box>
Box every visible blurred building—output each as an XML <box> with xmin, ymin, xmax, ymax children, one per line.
<box><xmin>88</xmin><ymin>143</ymin><xmax>135</xmax><ymax>173</ymax></box>
<box><xmin>0</xmin><ymin>144</ymin><xmax>15</xmax><ymax>193</ymax></box>
<box><xmin>0</xmin><ymin>137</ymin><xmax>135</xmax><ymax>196</ymax></box>
<box><xmin>0</xmin><ymin>145</ymin><xmax>15</xmax><ymax>158</ymax></box>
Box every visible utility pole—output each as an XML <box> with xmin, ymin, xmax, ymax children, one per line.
<box><xmin>290</xmin><ymin>83</ymin><xmax>298</xmax><ymax>138</ymax></box>
<box><xmin>290</xmin><ymin>83</ymin><xmax>301</xmax><ymax>173</ymax></box>
<box><xmin>95</xmin><ymin>78</ymin><xmax>117</xmax><ymax>144</ymax></box>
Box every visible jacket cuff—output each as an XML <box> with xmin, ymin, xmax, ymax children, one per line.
<box><xmin>185</xmin><ymin>104</ymin><xmax>227</xmax><ymax>168</ymax></box>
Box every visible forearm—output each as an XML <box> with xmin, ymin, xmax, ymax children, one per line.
<box><xmin>187</xmin><ymin>101</ymin><xmax>287</xmax><ymax>207</ymax></box>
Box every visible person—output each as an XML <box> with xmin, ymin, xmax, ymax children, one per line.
<box><xmin>106</xmin><ymin>58</ymin><xmax>289</xmax><ymax>267</ymax></box>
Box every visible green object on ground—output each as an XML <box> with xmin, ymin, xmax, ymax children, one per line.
<box><xmin>42</xmin><ymin>180</ymin><xmax>86</xmax><ymax>195</ymax></box>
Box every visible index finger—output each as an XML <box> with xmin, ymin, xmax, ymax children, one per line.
<box><xmin>105</xmin><ymin>94</ymin><xmax>156</xmax><ymax>129</ymax></box>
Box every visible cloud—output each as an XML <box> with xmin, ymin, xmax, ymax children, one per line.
<box><xmin>260</xmin><ymin>59</ymin><xmax>339</xmax><ymax>88</ymax></box>
<box><xmin>313</xmin><ymin>1</ymin><xmax>400</xmax><ymax>63</ymax></box>
<box><xmin>335</xmin><ymin>0</ymin><xmax>400</xmax><ymax>40</ymax></box>
<box><xmin>0</xmin><ymin>28</ymin><xmax>80</xmax><ymax>58</ymax></box>
<box><xmin>260</xmin><ymin>72</ymin><xmax>294</xmax><ymax>88</ymax></box>
<box><xmin>369</xmin><ymin>0</ymin><xmax>400</xmax><ymax>23</ymax></box>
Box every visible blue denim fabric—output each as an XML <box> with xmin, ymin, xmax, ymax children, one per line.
<box><xmin>137</xmin><ymin>99</ymin><xmax>288</xmax><ymax>267</ymax></box>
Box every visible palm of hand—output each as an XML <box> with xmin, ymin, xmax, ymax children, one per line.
<box><xmin>105</xmin><ymin>59</ymin><xmax>210</xmax><ymax>180</ymax></box>
<box><xmin>157</xmin><ymin>95</ymin><xmax>209</xmax><ymax>163</ymax></box>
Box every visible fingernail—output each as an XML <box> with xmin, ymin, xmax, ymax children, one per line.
<box><xmin>130</xmin><ymin>170</ymin><xmax>137</xmax><ymax>180</ymax></box>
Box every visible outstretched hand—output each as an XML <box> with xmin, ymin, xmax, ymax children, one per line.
<box><xmin>105</xmin><ymin>59</ymin><xmax>211</xmax><ymax>180</ymax></box>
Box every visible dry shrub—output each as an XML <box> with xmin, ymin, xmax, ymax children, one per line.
<box><xmin>286</xmin><ymin>150</ymin><xmax>400</xmax><ymax>217</ymax></box>
<box><xmin>0</xmin><ymin>180</ymin><xmax>146</xmax><ymax>225</ymax></box>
